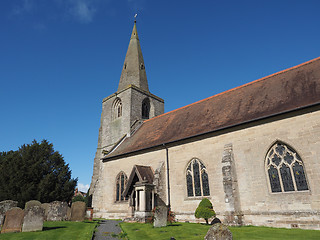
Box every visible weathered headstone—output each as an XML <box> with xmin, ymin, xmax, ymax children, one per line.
<box><xmin>204</xmin><ymin>223</ymin><xmax>233</xmax><ymax>240</ymax></box>
<box><xmin>211</xmin><ymin>217</ymin><xmax>222</xmax><ymax>225</ymax></box>
<box><xmin>22</xmin><ymin>206</ymin><xmax>44</xmax><ymax>232</ymax></box>
<box><xmin>70</xmin><ymin>201</ymin><xmax>86</xmax><ymax>221</ymax></box>
<box><xmin>0</xmin><ymin>200</ymin><xmax>18</xmax><ymax>229</ymax></box>
<box><xmin>41</xmin><ymin>203</ymin><xmax>50</xmax><ymax>221</ymax></box>
<box><xmin>47</xmin><ymin>201</ymin><xmax>68</xmax><ymax>221</ymax></box>
<box><xmin>1</xmin><ymin>207</ymin><xmax>24</xmax><ymax>233</ymax></box>
<box><xmin>25</xmin><ymin>200</ymin><xmax>42</xmax><ymax>210</ymax></box>
<box><xmin>153</xmin><ymin>205</ymin><xmax>167</xmax><ymax>227</ymax></box>
<box><xmin>67</xmin><ymin>206</ymin><xmax>72</xmax><ymax>221</ymax></box>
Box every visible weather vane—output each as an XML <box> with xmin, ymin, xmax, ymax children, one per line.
<box><xmin>134</xmin><ymin>13</ymin><xmax>137</xmax><ymax>23</ymax></box>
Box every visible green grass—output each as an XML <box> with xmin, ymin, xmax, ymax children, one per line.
<box><xmin>0</xmin><ymin>220</ymin><xmax>98</xmax><ymax>240</ymax></box>
<box><xmin>120</xmin><ymin>222</ymin><xmax>211</xmax><ymax>239</ymax></box>
<box><xmin>230</xmin><ymin>225</ymin><xmax>320</xmax><ymax>240</ymax></box>
<box><xmin>120</xmin><ymin>222</ymin><xmax>320</xmax><ymax>240</ymax></box>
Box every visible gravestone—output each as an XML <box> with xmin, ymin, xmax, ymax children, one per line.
<box><xmin>22</xmin><ymin>206</ymin><xmax>44</xmax><ymax>232</ymax></box>
<box><xmin>0</xmin><ymin>200</ymin><xmax>18</xmax><ymax>229</ymax></box>
<box><xmin>211</xmin><ymin>217</ymin><xmax>222</xmax><ymax>225</ymax></box>
<box><xmin>67</xmin><ymin>206</ymin><xmax>72</xmax><ymax>221</ymax></box>
<box><xmin>153</xmin><ymin>200</ymin><xmax>167</xmax><ymax>228</ymax></box>
<box><xmin>204</xmin><ymin>223</ymin><xmax>233</xmax><ymax>240</ymax></box>
<box><xmin>41</xmin><ymin>203</ymin><xmax>50</xmax><ymax>221</ymax></box>
<box><xmin>25</xmin><ymin>200</ymin><xmax>42</xmax><ymax>210</ymax></box>
<box><xmin>47</xmin><ymin>201</ymin><xmax>68</xmax><ymax>221</ymax></box>
<box><xmin>70</xmin><ymin>201</ymin><xmax>86</xmax><ymax>221</ymax></box>
<box><xmin>1</xmin><ymin>207</ymin><xmax>24</xmax><ymax>233</ymax></box>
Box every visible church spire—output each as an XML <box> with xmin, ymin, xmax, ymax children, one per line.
<box><xmin>118</xmin><ymin>19</ymin><xmax>149</xmax><ymax>92</ymax></box>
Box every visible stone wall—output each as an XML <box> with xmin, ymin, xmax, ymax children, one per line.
<box><xmin>90</xmin><ymin>85</ymin><xmax>164</xmax><ymax>196</ymax></box>
<box><xmin>93</xmin><ymin>105</ymin><xmax>320</xmax><ymax>229</ymax></box>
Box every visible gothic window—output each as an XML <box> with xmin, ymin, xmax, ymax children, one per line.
<box><xmin>266</xmin><ymin>142</ymin><xmax>309</xmax><ymax>193</ymax></box>
<box><xmin>142</xmin><ymin>98</ymin><xmax>150</xmax><ymax>119</ymax></box>
<box><xmin>186</xmin><ymin>158</ymin><xmax>210</xmax><ymax>197</ymax></box>
<box><xmin>115</xmin><ymin>172</ymin><xmax>127</xmax><ymax>202</ymax></box>
<box><xmin>112</xmin><ymin>98</ymin><xmax>122</xmax><ymax>120</ymax></box>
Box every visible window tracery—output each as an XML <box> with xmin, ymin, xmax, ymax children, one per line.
<box><xmin>186</xmin><ymin>158</ymin><xmax>210</xmax><ymax>197</ymax></box>
<box><xmin>266</xmin><ymin>142</ymin><xmax>308</xmax><ymax>193</ymax></box>
<box><xmin>115</xmin><ymin>172</ymin><xmax>127</xmax><ymax>201</ymax></box>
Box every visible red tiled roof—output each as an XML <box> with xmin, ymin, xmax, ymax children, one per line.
<box><xmin>104</xmin><ymin>57</ymin><xmax>320</xmax><ymax>160</ymax></box>
<box><xmin>123</xmin><ymin>165</ymin><xmax>154</xmax><ymax>196</ymax></box>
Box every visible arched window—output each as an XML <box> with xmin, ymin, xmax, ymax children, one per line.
<box><xmin>266</xmin><ymin>142</ymin><xmax>309</xmax><ymax>193</ymax></box>
<box><xmin>142</xmin><ymin>98</ymin><xmax>150</xmax><ymax>119</ymax></box>
<box><xmin>115</xmin><ymin>172</ymin><xmax>128</xmax><ymax>201</ymax></box>
<box><xmin>186</xmin><ymin>158</ymin><xmax>210</xmax><ymax>197</ymax></box>
<box><xmin>112</xmin><ymin>98</ymin><xmax>122</xmax><ymax>120</ymax></box>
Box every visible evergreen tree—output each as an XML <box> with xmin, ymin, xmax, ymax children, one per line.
<box><xmin>0</xmin><ymin>140</ymin><xmax>77</xmax><ymax>208</ymax></box>
<box><xmin>195</xmin><ymin>198</ymin><xmax>216</xmax><ymax>224</ymax></box>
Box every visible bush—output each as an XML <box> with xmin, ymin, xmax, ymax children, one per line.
<box><xmin>195</xmin><ymin>198</ymin><xmax>215</xmax><ymax>224</ymax></box>
<box><xmin>72</xmin><ymin>195</ymin><xmax>86</xmax><ymax>203</ymax></box>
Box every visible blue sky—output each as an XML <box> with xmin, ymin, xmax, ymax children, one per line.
<box><xmin>1</xmin><ymin>0</ymin><xmax>320</xmax><ymax>192</ymax></box>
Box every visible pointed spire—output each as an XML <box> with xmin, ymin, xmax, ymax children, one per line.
<box><xmin>118</xmin><ymin>18</ymin><xmax>149</xmax><ymax>92</ymax></box>
<box><xmin>130</xmin><ymin>21</ymin><xmax>139</xmax><ymax>40</ymax></box>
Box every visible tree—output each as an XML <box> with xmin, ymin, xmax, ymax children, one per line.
<box><xmin>195</xmin><ymin>198</ymin><xmax>216</xmax><ymax>224</ymax></box>
<box><xmin>0</xmin><ymin>140</ymin><xmax>77</xmax><ymax>208</ymax></box>
<box><xmin>72</xmin><ymin>195</ymin><xmax>86</xmax><ymax>204</ymax></box>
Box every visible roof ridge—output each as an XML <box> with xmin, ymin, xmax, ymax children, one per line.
<box><xmin>144</xmin><ymin>56</ymin><xmax>320</xmax><ymax>123</ymax></box>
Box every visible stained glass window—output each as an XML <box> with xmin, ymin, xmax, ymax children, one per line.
<box><xmin>266</xmin><ymin>142</ymin><xmax>309</xmax><ymax>193</ymax></box>
<box><xmin>186</xmin><ymin>158</ymin><xmax>210</xmax><ymax>197</ymax></box>
<box><xmin>116</xmin><ymin>172</ymin><xmax>127</xmax><ymax>202</ymax></box>
<box><xmin>187</xmin><ymin>173</ymin><xmax>193</xmax><ymax>197</ymax></box>
<box><xmin>280</xmin><ymin>165</ymin><xmax>294</xmax><ymax>192</ymax></box>
<box><xmin>202</xmin><ymin>172</ymin><xmax>210</xmax><ymax>196</ymax></box>
<box><xmin>268</xmin><ymin>165</ymin><xmax>281</xmax><ymax>192</ymax></box>
<box><xmin>293</xmin><ymin>162</ymin><xmax>309</xmax><ymax>191</ymax></box>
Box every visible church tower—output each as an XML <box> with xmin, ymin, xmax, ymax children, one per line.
<box><xmin>90</xmin><ymin>20</ymin><xmax>164</xmax><ymax>196</ymax></box>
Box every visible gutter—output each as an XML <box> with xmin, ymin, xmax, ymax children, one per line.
<box><xmin>162</xmin><ymin>143</ymin><xmax>171</xmax><ymax>209</ymax></box>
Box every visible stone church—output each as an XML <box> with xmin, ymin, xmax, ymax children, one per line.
<box><xmin>90</xmin><ymin>20</ymin><xmax>320</xmax><ymax>229</ymax></box>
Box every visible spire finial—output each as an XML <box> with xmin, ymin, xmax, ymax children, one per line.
<box><xmin>134</xmin><ymin>13</ymin><xmax>137</xmax><ymax>23</ymax></box>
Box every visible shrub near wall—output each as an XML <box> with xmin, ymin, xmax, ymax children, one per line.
<box><xmin>195</xmin><ymin>198</ymin><xmax>215</xmax><ymax>224</ymax></box>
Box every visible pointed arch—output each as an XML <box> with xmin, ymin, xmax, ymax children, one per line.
<box><xmin>142</xmin><ymin>98</ymin><xmax>150</xmax><ymax>119</ymax></box>
<box><xmin>265</xmin><ymin>141</ymin><xmax>309</xmax><ymax>193</ymax></box>
<box><xmin>186</xmin><ymin>158</ymin><xmax>210</xmax><ymax>197</ymax></box>
<box><xmin>115</xmin><ymin>171</ymin><xmax>128</xmax><ymax>202</ymax></box>
<box><xmin>112</xmin><ymin>98</ymin><xmax>122</xmax><ymax>120</ymax></box>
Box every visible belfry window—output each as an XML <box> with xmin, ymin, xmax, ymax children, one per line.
<box><xmin>266</xmin><ymin>142</ymin><xmax>309</xmax><ymax>193</ymax></box>
<box><xmin>186</xmin><ymin>158</ymin><xmax>210</xmax><ymax>197</ymax></box>
<box><xmin>142</xmin><ymin>98</ymin><xmax>150</xmax><ymax>119</ymax></box>
<box><xmin>112</xmin><ymin>98</ymin><xmax>122</xmax><ymax>120</ymax></box>
<box><xmin>116</xmin><ymin>172</ymin><xmax>128</xmax><ymax>202</ymax></box>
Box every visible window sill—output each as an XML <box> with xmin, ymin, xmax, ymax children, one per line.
<box><xmin>269</xmin><ymin>190</ymin><xmax>311</xmax><ymax>195</ymax></box>
<box><xmin>184</xmin><ymin>196</ymin><xmax>212</xmax><ymax>201</ymax></box>
<box><xmin>114</xmin><ymin>200</ymin><xmax>129</xmax><ymax>204</ymax></box>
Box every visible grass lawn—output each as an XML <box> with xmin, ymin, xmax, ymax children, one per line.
<box><xmin>120</xmin><ymin>222</ymin><xmax>320</xmax><ymax>240</ymax></box>
<box><xmin>0</xmin><ymin>220</ymin><xmax>98</xmax><ymax>240</ymax></box>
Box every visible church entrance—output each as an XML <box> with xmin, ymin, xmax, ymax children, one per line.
<box><xmin>123</xmin><ymin>165</ymin><xmax>155</xmax><ymax>220</ymax></box>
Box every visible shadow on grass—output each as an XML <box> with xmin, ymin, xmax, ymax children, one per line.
<box><xmin>83</xmin><ymin>221</ymin><xmax>99</xmax><ymax>224</ymax></box>
<box><xmin>167</xmin><ymin>223</ymin><xmax>182</xmax><ymax>227</ymax></box>
<box><xmin>43</xmin><ymin>226</ymin><xmax>66</xmax><ymax>231</ymax></box>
